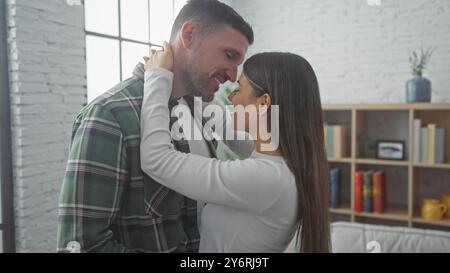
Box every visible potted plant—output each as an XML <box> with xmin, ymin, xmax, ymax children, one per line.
<box><xmin>406</xmin><ymin>46</ymin><xmax>436</xmax><ymax>103</ymax></box>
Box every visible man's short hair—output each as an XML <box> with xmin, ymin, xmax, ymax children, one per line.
<box><xmin>170</xmin><ymin>0</ymin><xmax>254</xmax><ymax>44</ymax></box>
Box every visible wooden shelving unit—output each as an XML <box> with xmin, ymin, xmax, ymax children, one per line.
<box><xmin>413</xmin><ymin>163</ymin><xmax>450</xmax><ymax>170</ymax></box>
<box><xmin>330</xmin><ymin>200</ymin><xmax>351</xmax><ymax>215</ymax></box>
<box><xmin>355</xmin><ymin>159</ymin><xmax>409</xmax><ymax>166</ymax></box>
<box><xmin>355</xmin><ymin>204</ymin><xmax>409</xmax><ymax>221</ymax></box>
<box><xmin>328</xmin><ymin>158</ymin><xmax>352</xmax><ymax>163</ymax></box>
<box><xmin>324</xmin><ymin>103</ymin><xmax>450</xmax><ymax>231</ymax></box>
<box><xmin>329</xmin><ymin>207</ymin><xmax>352</xmax><ymax>215</ymax></box>
<box><xmin>412</xmin><ymin>217</ymin><xmax>450</xmax><ymax>228</ymax></box>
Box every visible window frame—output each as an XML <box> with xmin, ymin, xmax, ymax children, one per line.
<box><xmin>0</xmin><ymin>0</ymin><xmax>16</xmax><ymax>253</ymax></box>
<box><xmin>84</xmin><ymin>0</ymin><xmax>172</xmax><ymax>86</ymax></box>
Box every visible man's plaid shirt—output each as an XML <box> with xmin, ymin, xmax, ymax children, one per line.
<box><xmin>57</xmin><ymin>64</ymin><xmax>217</xmax><ymax>253</ymax></box>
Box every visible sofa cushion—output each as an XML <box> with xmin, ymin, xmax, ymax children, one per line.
<box><xmin>331</xmin><ymin>221</ymin><xmax>450</xmax><ymax>253</ymax></box>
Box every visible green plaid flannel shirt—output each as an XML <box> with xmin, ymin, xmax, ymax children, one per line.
<box><xmin>57</xmin><ymin>64</ymin><xmax>216</xmax><ymax>253</ymax></box>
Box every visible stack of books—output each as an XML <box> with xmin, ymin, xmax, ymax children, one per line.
<box><xmin>324</xmin><ymin>125</ymin><xmax>350</xmax><ymax>159</ymax></box>
<box><xmin>413</xmin><ymin>119</ymin><xmax>445</xmax><ymax>164</ymax></box>
<box><xmin>354</xmin><ymin>170</ymin><xmax>386</xmax><ymax>213</ymax></box>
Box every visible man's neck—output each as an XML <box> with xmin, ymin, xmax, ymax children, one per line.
<box><xmin>171</xmin><ymin>66</ymin><xmax>187</xmax><ymax>99</ymax></box>
<box><xmin>170</xmin><ymin>45</ymin><xmax>188</xmax><ymax>99</ymax></box>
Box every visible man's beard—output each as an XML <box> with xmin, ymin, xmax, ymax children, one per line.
<box><xmin>182</xmin><ymin>63</ymin><xmax>214</xmax><ymax>102</ymax></box>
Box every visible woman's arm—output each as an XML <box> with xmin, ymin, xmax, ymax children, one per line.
<box><xmin>140</xmin><ymin>56</ymin><xmax>283</xmax><ymax>213</ymax></box>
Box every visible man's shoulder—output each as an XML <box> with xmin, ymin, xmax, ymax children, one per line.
<box><xmin>84</xmin><ymin>76</ymin><xmax>144</xmax><ymax>113</ymax></box>
<box><xmin>75</xmin><ymin>77</ymin><xmax>144</xmax><ymax>134</ymax></box>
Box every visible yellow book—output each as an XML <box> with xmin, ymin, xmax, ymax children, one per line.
<box><xmin>428</xmin><ymin>123</ymin><xmax>436</xmax><ymax>164</ymax></box>
<box><xmin>333</xmin><ymin>126</ymin><xmax>341</xmax><ymax>158</ymax></box>
<box><xmin>333</xmin><ymin>126</ymin><xmax>348</xmax><ymax>158</ymax></box>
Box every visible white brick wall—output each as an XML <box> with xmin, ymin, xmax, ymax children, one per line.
<box><xmin>231</xmin><ymin>0</ymin><xmax>450</xmax><ymax>103</ymax></box>
<box><xmin>6</xmin><ymin>0</ymin><xmax>85</xmax><ymax>252</ymax></box>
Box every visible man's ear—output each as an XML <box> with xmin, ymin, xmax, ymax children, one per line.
<box><xmin>180</xmin><ymin>21</ymin><xmax>196</xmax><ymax>49</ymax></box>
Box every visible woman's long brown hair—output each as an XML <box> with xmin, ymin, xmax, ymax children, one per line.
<box><xmin>243</xmin><ymin>52</ymin><xmax>330</xmax><ymax>253</ymax></box>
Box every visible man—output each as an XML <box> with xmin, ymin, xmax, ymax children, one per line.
<box><xmin>57</xmin><ymin>0</ymin><xmax>254</xmax><ymax>253</ymax></box>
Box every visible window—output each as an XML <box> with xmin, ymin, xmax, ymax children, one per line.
<box><xmin>85</xmin><ymin>0</ymin><xmax>187</xmax><ymax>102</ymax></box>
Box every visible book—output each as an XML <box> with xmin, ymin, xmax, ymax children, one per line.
<box><xmin>420</xmin><ymin>128</ymin><xmax>428</xmax><ymax>163</ymax></box>
<box><xmin>435</xmin><ymin>128</ymin><xmax>445</xmax><ymax>164</ymax></box>
<box><xmin>428</xmin><ymin>123</ymin><xmax>436</xmax><ymax>164</ymax></box>
<box><xmin>326</xmin><ymin>126</ymin><xmax>334</xmax><ymax>159</ymax></box>
<box><xmin>372</xmin><ymin>171</ymin><xmax>386</xmax><ymax>213</ymax></box>
<box><xmin>354</xmin><ymin>172</ymin><xmax>364</xmax><ymax>213</ymax></box>
<box><xmin>333</xmin><ymin>126</ymin><xmax>349</xmax><ymax>158</ymax></box>
<box><xmin>363</xmin><ymin>171</ymin><xmax>373</xmax><ymax>213</ymax></box>
<box><xmin>413</xmin><ymin>119</ymin><xmax>421</xmax><ymax>164</ymax></box>
<box><xmin>329</xmin><ymin>168</ymin><xmax>340</xmax><ymax>209</ymax></box>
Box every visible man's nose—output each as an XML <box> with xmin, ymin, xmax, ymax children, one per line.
<box><xmin>224</xmin><ymin>66</ymin><xmax>238</xmax><ymax>83</ymax></box>
<box><xmin>228</xmin><ymin>91</ymin><xmax>236</xmax><ymax>102</ymax></box>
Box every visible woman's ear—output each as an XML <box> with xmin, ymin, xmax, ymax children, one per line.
<box><xmin>259</xmin><ymin>94</ymin><xmax>271</xmax><ymax>108</ymax></box>
<box><xmin>180</xmin><ymin>21</ymin><xmax>196</xmax><ymax>49</ymax></box>
<box><xmin>258</xmin><ymin>94</ymin><xmax>272</xmax><ymax>115</ymax></box>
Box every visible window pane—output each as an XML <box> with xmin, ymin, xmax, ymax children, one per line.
<box><xmin>120</xmin><ymin>0</ymin><xmax>149</xmax><ymax>42</ymax></box>
<box><xmin>85</xmin><ymin>0</ymin><xmax>119</xmax><ymax>36</ymax></box>
<box><xmin>174</xmin><ymin>0</ymin><xmax>188</xmax><ymax>17</ymax></box>
<box><xmin>149</xmin><ymin>0</ymin><xmax>173</xmax><ymax>45</ymax></box>
<box><xmin>121</xmin><ymin>41</ymin><xmax>150</xmax><ymax>80</ymax></box>
<box><xmin>86</xmin><ymin>35</ymin><xmax>120</xmax><ymax>102</ymax></box>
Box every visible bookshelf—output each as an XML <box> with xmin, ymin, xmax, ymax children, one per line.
<box><xmin>324</xmin><ymin>103</ymin><xmax>450</xmax><ymax>232</ymax></box>
<box><xmin>355</xmin><ymin>159</ymin><xmax>409</xmax><ymax>166</ymax></box>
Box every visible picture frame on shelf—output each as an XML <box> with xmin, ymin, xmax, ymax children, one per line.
<box><xmin>375</xmin><ymin>140</ymin><xmax>406</xmax><ymax>161</ymax></box>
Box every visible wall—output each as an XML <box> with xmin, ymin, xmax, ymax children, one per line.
<box><xmin>230</xmin><ymin>0</ymin><xmax>450</xmax><ymax>103</ymax></box>
<box><xmin>6</xmin><ymin>0</ymin><xmax>85</xmax><ymax>252</ymax></box>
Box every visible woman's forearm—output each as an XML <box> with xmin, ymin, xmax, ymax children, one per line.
<box><xmin>140</xmin><ymin>69</ymin><xmax>282</xmax><ymax>213</ymax></box>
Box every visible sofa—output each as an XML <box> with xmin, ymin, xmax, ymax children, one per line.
<box><xmin>285</xmin><ymin>221</ymin><xmax>450</xmax><ymax>253</ymax></box>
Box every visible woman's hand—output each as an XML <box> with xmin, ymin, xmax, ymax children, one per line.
<box><xmin>143</xmin><ymin>41</ymin><xmax>173</xmax><ymax>71</ymax></box>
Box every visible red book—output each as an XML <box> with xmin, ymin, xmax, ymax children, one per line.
<box><xmin>372</xmin><ymin>171</ymin><xmax>386</xmax><ymax>213</ymax></box>
<box><xmin>354</xmin><ymin>172</ymin><xmax>364</xmax><ymax>212</ymax></box>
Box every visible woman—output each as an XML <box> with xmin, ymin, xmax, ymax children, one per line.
<box><xmin>140</xmin><ymin>44</ymin><xmax>330</xmax><ymax>253</ymax></box>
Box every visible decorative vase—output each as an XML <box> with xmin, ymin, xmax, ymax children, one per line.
<box><xmin>406</xmin><ymin>75</ymin><xmax>431</xmax><ymax>103</ymax></box>
<box><xmin>421</xmin><ymin>199</ymin><xmax>447</xmax><ymax>221</ymax></box>
<box><xmin>442</xmin><ymin>193</ymin><xmax>450</xmax><ymax>219</ymax></box>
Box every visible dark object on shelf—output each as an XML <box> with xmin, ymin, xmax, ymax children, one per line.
<box><xmin>329</xmin><ymin>168</ymin><xmax>341</xmax><ymax>209</ymax></box>
<box><xmin>363</xmin><ymin>171</ymin><xmax>373</xmax><ymax>213</ymax></box>
<box><xmin>358</xmin><ymin>133</ymin><xmax>376</xmax><ymax>158</ymax></box>
<box><xmin>375</xmin><ymin>140</ymin><xmax>405</xmax><ymax>160</ymax></box>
